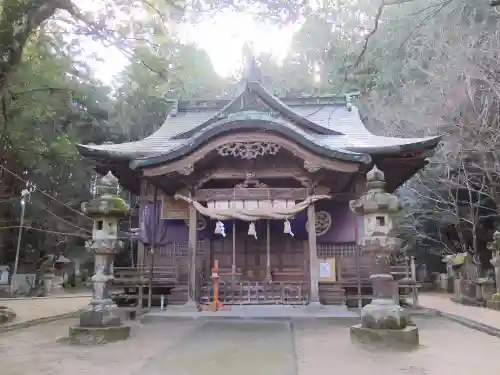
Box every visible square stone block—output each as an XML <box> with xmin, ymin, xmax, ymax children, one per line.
<box><xmin>350</xmin><ymin>324</ymin><xmax>419</xmax><ymax>348</ymax></box>
<box><xmin>69</xmin><ymin>325</ymin><xmax>130</xmax><ymax>345</ymax></box>
<box><xmin>79</xmin><ymin>310</ymin><xmax>121</xmax><ymax>327</ymax></box>
<box><xmin>486</xmin><ymin>300</ymin><xmax>500</xmax><ymax>310</ymax></box>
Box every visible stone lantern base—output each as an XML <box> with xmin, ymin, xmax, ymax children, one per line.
<box><xmin>350</xmin><ymin>275</ymin><xmax>419</xmax><ymax>348</ymax></box>
<box><xmin>350</xmin><ymin>324</ymin><xmax>419</xmax><ymax>348</ymax></box>
<box><xmin>68</xmin><ymin>325</ymin><xmax>130</xmax><ymax>345</ymax></box>
<box><xmin>486</xmin><ymin>293</ymin><xmax>500</xmax><ymax>310</ymax></box>
<box><xmin>68</xmin><ymin>299</ymin><xmax>130</xmax><ymax>345</ymax></box>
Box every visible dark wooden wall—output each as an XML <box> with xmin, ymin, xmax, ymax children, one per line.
<box><xmin>210</xmin><ymin>229</ymin><xmax>308</xmax><ymax>282</ymax></box>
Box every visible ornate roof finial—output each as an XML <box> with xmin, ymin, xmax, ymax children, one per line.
<box><xmin>366</xmin><ymin>165</ymin><xmax>386</xmax><ymax>191</ymax></box>
<box><xmin>242</xmin><ymin>42</ymin><xmax>261</xmax><ymax>83</ymax></box>
<box><xmin>96</xmin><ymin>171</ymin><xmax>119</xmax><ymax>196</ymax></box>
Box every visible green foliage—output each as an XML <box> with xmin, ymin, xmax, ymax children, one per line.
<box><xmin>2</xmin><ymin>0</ymin><xmax>498</xmax><ymax>279</ymax></box>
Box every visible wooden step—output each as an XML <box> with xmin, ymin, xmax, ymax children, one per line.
<box><xmin>319</xmin><ymin>283</ymin><xmax>346</xmax><ymax>306</ymax></box>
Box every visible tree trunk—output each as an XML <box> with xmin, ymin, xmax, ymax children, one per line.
<box><xmin>0</xmin><ymin>0</ymin><xmax>72</xmax><ymax>100</ymax></box>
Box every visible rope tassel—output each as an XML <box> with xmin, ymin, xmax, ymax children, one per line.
<box><xmin>248</xmin><ymin>222</ymin><xmax>257</xmax><ymax>239</ymax></box>
<box><xmin>215</xmin><ymin>221</ymin><xmax>226</xmax><ymax>237</ymax></box>
<box><xmin>284</xmin><ymin>219</ymin><xmax>294</xmax><ymax>237</ymax></box>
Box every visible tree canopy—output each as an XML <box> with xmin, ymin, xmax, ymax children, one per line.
<box><xmin>2</xmin><ymin>0</ymin><xmax>500</xmax><ymax>275</ymax></box>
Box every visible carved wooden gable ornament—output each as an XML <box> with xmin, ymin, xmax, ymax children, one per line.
<box><xmin>161</xmin><ymin>193</ymin><xmax>189</xmax><ymax>220</ymax></box>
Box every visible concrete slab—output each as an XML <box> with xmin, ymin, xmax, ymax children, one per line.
<box><xmin>131</xmin><ymin>320</ymin><xmax>296</xmax><ymax>375</ymax></box>
<box><xmin>141</xmin><ymin>304</ymin><xmax>359</xmax><ymax>323</ymax></box>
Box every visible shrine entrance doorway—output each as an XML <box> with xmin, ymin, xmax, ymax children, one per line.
<box><xmin>206</xmin><ymin>221</ymin><xmax>309</xmax><ymax>305</ymax></box>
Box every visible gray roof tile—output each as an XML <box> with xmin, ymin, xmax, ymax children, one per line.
<box><xmin>78</xmin><ymin>93</ymin><xmax>440</xmax><ymax>160</ymax></box>
<box><xmin>153</xmin><ymin>109</ymin><xmax>220</xmax><ymax>139</ymax></box>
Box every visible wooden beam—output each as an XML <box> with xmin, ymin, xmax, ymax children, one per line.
<box><xmin>194</xmin><ymin>187</ymin><xmax>308</xmax><ymax>201</ymax></box>
<box><xmin>141</xmin><ymin>133</ymin><xmax>361</xmax><ymax>177</ymax></box>
<box><xmin>193</xmin><ymin>166</ymin><xmax>312</xmax><ymax>188</ymax></box>
<box><xmin>140</xmin><ymin>190</ymin><xmax>353</xmax><ymax>203</ymax></box>
<box><xmin>212</xmin><ymin>167</ymin><xmax>308</xmax><ymax>179</ymax></box>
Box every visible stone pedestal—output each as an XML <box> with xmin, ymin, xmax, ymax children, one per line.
<box><xmin>69</xmin><ymin>245</ymin><xmax>130</xmax><ymax>345</ymax></box>
<box><xmin>43</xmin><ymin>274</ymin><xmax>53</xmax><ymax>295</ymax></box>
<box><xmin>486</xmin><ymin>232</ymin><xmax>500</xmax><ymax>310</ymax></box>
<box><xmin>353</xmin><ymin>273</ymin><xmax>418</xmax><ymax>348</ymax></box>
<box><xmin>349</xmin><ymin>166</ymin><xmax>419</xmax><ymax>348</ymax></box>
<box><xmin>69</xmin><ymin>325</ymin><xmax>131</xmax><ymax>345</ymax></box>
<box><xmin>350</xmin><ymin>325</ymin><xmax>419</xmax><ymax>347</ymax></box>
<box><xmin>486</xmin><ymin>293</ymin><xmax>500</xmax><ymax>310</ymax></box>
<box><xmin>51</xmin><ymin>275</ymin><xmax>64</xmax><ymax>294</ymax></box>
<box><xmin>67</xmin><ymin>172</ymin><xmax>130</xmax><ymax>345</ymax></box>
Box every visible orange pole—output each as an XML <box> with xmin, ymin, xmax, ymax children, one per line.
<box><xmin>202</xmin><ymin>258</ymin><xmax>231</xmax><ymax>312</ymax></box>
<box><xmin>214</xmin><ymin>259</ymin><xmax>219</xmax><ymax>304</ymax></box>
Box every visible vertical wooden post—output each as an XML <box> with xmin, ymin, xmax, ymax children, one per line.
<box><xmin>354</xmin><ymin>215</ymin><xmax>362</xmax><ymax>309</ymax></box>
<box><xmin>148</xmin><ymin>187</ymin><xmax>158</xmax><ymax>309</ymax></box>
<box><xmin>232</xmin><ymin>219</ymin><xmax>236</xmax><ymax>283</ymax></box>
<box><xmin>411</xmin><ymin>256</ymin><xmax>418</xmax><ymax>306</ymax></box>
<box><xmin>307</xmin><ymin>204</ymin><xmax>320</xmax><ymax>304</ymax></box>
<box><xmin>266</xmin><ymin>219</ymin><xmax>271</xmax><ymax>281</ymax></box>
<box><xmin>137</xmin><ymin>242</ymin><xmax>145</xmax><ymax>309</ymax></box>
<box><xmin>137</xmin><ymin>242</ymin><xmax>145</xmax><ymax>268</ymax></box>
<box><xmin>137</xmin><ymin>181</ymin><xmax>146</xmax><ymax>309</ymax></box>
<box><xmin>187</xmin><ymin>204</ymin><xmax>198</xmax><ymax>305</ymax></box>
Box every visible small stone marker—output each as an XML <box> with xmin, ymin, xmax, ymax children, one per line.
<box><xmin>486</xmin><ymin>231</ymin><xmax>500</xmax><ymax>310</ymax></box>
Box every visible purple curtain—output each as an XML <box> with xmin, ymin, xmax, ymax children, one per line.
<box><xmin>138</xmin><ymin>202</ymin><xmax>170</xmax><ymax>246</ymax></box>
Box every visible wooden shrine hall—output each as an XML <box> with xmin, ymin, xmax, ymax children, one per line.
<box><xmin>77</xmin><ymin>60</ymin><xmax>440</xmax><ymax>307</ymax></box>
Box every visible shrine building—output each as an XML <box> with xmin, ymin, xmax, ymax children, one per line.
<box><xmin>77</xmin><ymin>63</ymin><xmax>440</xmax><ymax>307</ymax></box>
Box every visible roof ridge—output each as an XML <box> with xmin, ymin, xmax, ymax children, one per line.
<box><xmin>173</xmin><ymin>92</ymin><xmax>359</xmax><ymax>112</ymax></box>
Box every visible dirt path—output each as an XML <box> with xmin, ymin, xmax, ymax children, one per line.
<box><xmin>0</xmin><ymin>294</ymin><xmax>90</xmax><ymax>324</ymax></box>
<box><xmin>0</xmin><ymin>316</ymin><xmax>498</xmax><ymax>375</ymax></box>
<box><xmin>294</xmin><ymin>317</ymin><xmax>500</xmax><ymax>375</ymax></box>
<box><xmin>417</xmin><ymin>293</ymin><xmax>500</xmax><ymax>330</ymax></box>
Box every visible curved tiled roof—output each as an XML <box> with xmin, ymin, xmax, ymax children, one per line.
<box><xmin>77</xmin><ymin>82</ymin><xmax>441</xmax><ymax>166</ymax></box>
<box><xmin>130</xmin><ymin>112</ymin><xmax>371</xmax><ymax>169</ymax></box>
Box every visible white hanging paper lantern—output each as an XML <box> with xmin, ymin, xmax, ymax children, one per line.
<box><xmin>284</xmin><ymin>219</ymin><xmax>294</xmax><ymax>237</ymax></box>
<box><xmin>248</xmin><ymin>222</ymin><xmax>257</xmax><ymax>239</ymax></box>
<box><xmin>214</xmin><ymin>221</ymin><xmax>226</xmax><ymax>237</ymax></box>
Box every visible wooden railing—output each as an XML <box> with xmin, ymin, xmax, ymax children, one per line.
<box><xmin>113</xmin><ymin>266</ymin><xmax>179</xmax><ymax>286</ymax></box>
<box><xmin>334</xmin><ymin>255</ymin><xmax>419</xmax><ymax>306</ymax></box>
<box><xmin>201</xmin><ymin>281</ymin><xmax>308</xmax><ymax>305</ymax></box>
<box><xmin>194</xmin><ymin>267</ymin><xmax>205</xmax><ymax>304</ymax></box>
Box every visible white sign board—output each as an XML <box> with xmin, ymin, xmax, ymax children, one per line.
<box><xmin>319</xmin><ymin>262</ymin><xmax>331</xmax><ymax>279</ymax></box>
<box><xmin>0</xmin><ymin>266</ymin><xmax>8</xmax><ymax>285</ymax></box>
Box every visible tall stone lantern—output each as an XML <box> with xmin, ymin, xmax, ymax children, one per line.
<box><xmin>486</xmin><ymin>231</ymin><xmax>500</xmax><ymax>310</ymax></box>
<box><xmin>349</xmin><ymin>166</ymin><xmax>419</xmax><ymax>347</ymax></box>
<box><xmin>68</xmin><ymin>172</ymin><xmax>131</xmax><ymax>345</ymax></box>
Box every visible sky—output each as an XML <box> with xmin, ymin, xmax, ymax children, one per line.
<box><xmin>74</xmin><ymin>1</ymin><xmax>296</xmax><ymax>83</ymax></box>
<box><xmin>179</xmin><ymin>12</ymin><xmax>296</xmax><ymax>77</ymax></box>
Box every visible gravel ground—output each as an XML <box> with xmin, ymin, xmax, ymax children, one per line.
<box><xmin>294</xmin><ymin>316</ymin><xmax>500</xmax><ymax>375</ymax></box>
<box><xmin>0</xmin><ymin>316</ymin><xmax>498</xmax><ymax>375</ymax></box>
<box><xmin>0</xmin><ymin>295</ymin><xmax>90</xmax><ymax>324</ymax></box>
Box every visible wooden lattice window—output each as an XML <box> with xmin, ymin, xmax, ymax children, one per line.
<box><xmin>317</xmin><ymin>242</ymin><xmax>360</xmax><ymax>258</ymax></box>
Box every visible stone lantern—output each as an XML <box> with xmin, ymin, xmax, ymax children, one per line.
<box><xmin>486</xmin><ymin>231</ymin><xmax>500</xmax><ymax>310</ymax></box>
<box><xmin>349</xmin><ymin>166</ymin><xmax>419</xmax><ymax>347</ymax></box>
<box><xmin>68</xmin><ymin>171</ymin><xmax>131</xmax><ymax>345</ymax></box>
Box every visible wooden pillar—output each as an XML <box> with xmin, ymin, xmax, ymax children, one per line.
<box><xmin>187</xmin><ymin>204</ymin><xmax>198</xmax><ymax>304</ymax></box>
<box><xmin>307</xmin><ymin>203</ymin><xmax>320</xmax><ymax>304</ymax></box>
<box><xmin>266</xmin><ymin>219</ymin><xmax>271</xmax><ymax>281</ymax></box>
<box><xmin>232</xmin><ymin>220</ymin><xmax>236</xmax><ymax>283</ymax></box>
<box><xmin>137</xmin><ymin>180</ymin><xmax>147</xmax><ymax>270</ymax></box>
<box><xmin>137</xmin><ymin>242</ymin><xmax>145</xmax><ymax>268</ymax></box>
